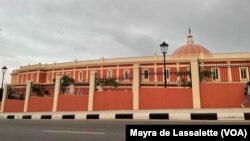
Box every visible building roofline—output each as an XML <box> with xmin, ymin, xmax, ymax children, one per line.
<box><xmin>11</xmin><ymin>52</ymin><xmax>250</xmax><ymax>74</ymax></box>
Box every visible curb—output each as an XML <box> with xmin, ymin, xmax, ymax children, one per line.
<box><xmin>0</xmin><ymin>112</ymin><xmax>249</xmax><ymax>120</ymax></box>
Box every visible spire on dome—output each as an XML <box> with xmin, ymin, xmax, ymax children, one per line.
<box><xmin>187</xmin><ymin>27</ymin><xmax>194</xmax><ymax>44</ymax></box>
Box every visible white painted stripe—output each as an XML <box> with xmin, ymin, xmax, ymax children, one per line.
<box><xmin>217</xmin><ymin>113</ymin><xmax>244</xmax><ymax>121</ymax></box>
<box><xmin>169</xmin><ymin>113</ymin><xmax>191</xmax><ymax>120</ymax></box>
<box><xmin>133</xmin><ymin>113</ymin><xmax>149</xmax><ymax>120</ymax></box>
<box><xmin>43</xmin><ymin>130</ymin><xmax>105</xmax><ymax>135</ymax></box>
<box><xmin>32</xmin><ymin>115</ymin><xmax>41</xmax><ymax>120</ymax></box>
<box><xmin>99</xmin><ymin>114</ymin><xmax>115</xmax><ymax>119</ymax></box>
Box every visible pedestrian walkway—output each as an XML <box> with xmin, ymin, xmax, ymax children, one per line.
<box><xmin>0</xmin><ymin>108</ymin><xmax>249</xmax><ymax>121</ymax></box>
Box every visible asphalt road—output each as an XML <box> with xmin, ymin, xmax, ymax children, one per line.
<box><xmin>0</xmin><ymin>120</ymin><xmax>249</xmax><ymax>141</ymax></box>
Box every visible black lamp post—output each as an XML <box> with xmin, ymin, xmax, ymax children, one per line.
<box><xmin>1</xmin><ymin>66</ymin><xmax>7</xmax><ymax>91</ymax></box>
<box><xmin>160</xmin><ymin>42</ymin><xmax>169</xmax><ymax>88</ymax></box>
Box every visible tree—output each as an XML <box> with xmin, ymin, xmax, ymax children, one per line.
<box><xmin>96</xmin><ymin>78</ymin><xmax>119</xmax><ymax>90</ymax></box>
<box><xmin>199</xmin><ymin>70</ymin><xmax>212</xmax><ymax>82</ymax></box>
<box><xmin>32</xmin><ymin>85</ymin><xmax>41</xmax><ymax>96</ymax></box>
<box><xmin>60</xmin><ymin>75</ymin><xmax>74</xmax><ymax>94</ymax></box>
<box><xmin>177</xmin><ymin>71</ymin><xmax>192</xmax><ymax>88</ymax></box>
<box><xmin>105</xmin><ymin>78</ymin><xmax>119</xmax><ymax>88</ymax></box>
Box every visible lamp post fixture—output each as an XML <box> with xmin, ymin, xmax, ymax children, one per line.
<box><xmin>160</xmin><ymin>41</ymin><xmax>169</xmax><ymax>88</ymax></box>
<box><xmin>1</xmin><ymin>66</ymin><xmax>7</xmax><ymax>91</ymax></box>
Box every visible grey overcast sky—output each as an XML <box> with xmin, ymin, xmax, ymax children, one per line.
<box><xmin>0</xmin><ymin>0</ymin><xmax>250</xmax><ymax>82</ymax></box>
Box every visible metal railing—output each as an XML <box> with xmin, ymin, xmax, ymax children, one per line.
<box><xmin>95</xmin><ymin>77</ymin><xmax>133</xmax><ymax>91</ymax></box>
<box><xmin>140</xmin><ymin>70</ymin><xmax>191</xmax><ymax>87</ymax></box>
<box><xmin>199</xmin><ymin>60</ymin><xmax>250</xmax><ymax>83</ymax></box>
<box><xmin>7</xmin><ymin>85</ymin><xmax>25</xmax><ymax>100</ymax></box>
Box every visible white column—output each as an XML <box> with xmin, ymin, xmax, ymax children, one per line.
<box><xmin>0</xmin><ymin>84</ymin><xmax>8</xmax><ymax>112</ymax></box>
<box><xmin>24</xmin><ymin>81</ymin><xmax>32</xmax><ymax>112</ymax></box>
<box><xmin>227</xmin><ymin>61</ymin><xmax>232</xmax><ymax>82</ymax></box>
<box><xmin>132</xmin><ymin>64</ymin><xmax>140</xmax><ymax>110</ymax></box>
<box><xmin>25</xmin><ymin>72</ymin><xmax>28</xmax><ymax>83</ymax></box>
<box><xmin>100</xmin><ymin>66</ymin><xmax>103</xmax><ymax>79</ymax></box>
<box><xmin>52</xmin><ymin>76</ymin><xmax>62</xmax><ymax>112</ymax></box>
<box><xmin>154</xmin><ymin>63</ymin><xmax>157</xmax><ymax>86</ymax></box>
<box><xmin>52</xmin><ymin>69</ymin><xmax>54</xmax><ymax>81</ymax></box>
<box><xmin>117</xmin><ymin>65</ymin><xmax>119</xmax><ymax>81</ymax></box>
<box><xmin>73</xmin><ymin>67</ymin><xmax>76</xmax><ymax>79</ymax></box>
<box><xmin>176</xmin><ymin>62</ymin><xmax>180</xmax><ymax>83</ymax></box>
<box><xmin>88</xmin><ymin>71</ymin><xmax>96</xmax><ymax>111</ymax></box>
<box><xmin>36</xmin><ymin>70</ymin><xmax>40</xmax><ymax>83</ymax></box>
<box><xmin>86</xmin><ymin>67</ymin><xmax>89</xmax><ymax>82</ymax></box>
<box><xmin>17</xmin><ymin>74</ymin><xmax>20</xmax><ymax>84</ymax></box>
<box><xmin>190</xmin><ymin>58</ymin><xmax>201</xmax><ymax>108</ymax></box>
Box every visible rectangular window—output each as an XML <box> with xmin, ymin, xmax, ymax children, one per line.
<box><xmin>212</xmin><ymin>68</ymin><xmax>219</xmax><ymax>80</ymax></box>
<box><xmin>107</xmin><ymin>70</ymin><xmax>112</xmax><ymax>79</ymax></box>
<box><xmin>124</xmin><ymin>69</ymin><xmax>129</xmax><ymax>80</ymax></box>
<box><xmin>144</xmin><ymin>70</ymin><xmax>149</xmax><ymax>79</ymax></box>
<box><xmin>20</xmin><ymin>75</ymin><xmax>23</xmax><ymax>83</ymax></box>
<box><xmin>79</xmin><ymin>71</ymin><xmax>83</xmax><ymax>81</ymax></box>
<box><xmin>22</xmin><ymin>74</ymin><xmax>25</xmax><ymax>83</ymax></box>
<box><xmin>162</xmin><ymin>68</ymin><xmax>170</xmax><ymax>81</ymax></box>
<box><xmin>166</xmin><ymin>69</ymin><xmax>169</xmax><ymax>79</ymax></box>
<box><xmin>31</xmin><ymin>73</ymin><xmax>34</xmax><ymax>81</ymax></box>
<box><xmin>67</xmin><ymin>72</ymin><xmax>71</xmax><ymax>77</ymax></box>
<box><xmin>47</xmin><ymin>73</ymin><xmax>51</xmax><ymax>82</ymax></box>
<box><xmin>240</xmin><ymin>67</ymin><xmax>247</xmax><ymax>79</ymax></box>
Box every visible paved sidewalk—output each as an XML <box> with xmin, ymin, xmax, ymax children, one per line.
<box><xmin>0</xmin><ymin>108</ymin><xmax>249</xmax><ymax>121</ymax></box>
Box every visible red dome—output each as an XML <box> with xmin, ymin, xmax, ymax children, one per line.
<box><xmin>172</xmin><ymin>35</ymin><xmax>211</xmax><ymax>58</ymax></box>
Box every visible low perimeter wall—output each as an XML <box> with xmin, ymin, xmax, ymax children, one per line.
<box><xmin>57</xmin><ymin>95</ymin><xmax>88</xmax><ymax>111</ymax></box>
<box><xmin>139</xmin><ymin>88</ymin><xmax>193</xmax><ymax>109</ymax></box>
<box><xmin>4</xmin><ymin>100</ymin><xmax>24</xmax><ymax>112</ymax></box>
<box><xmin>93</xmin><ymin>91</ymin><xmax>133</xmax><ymax>111</ymax></box>
<box><xmin>200</xmin><ymin>83</ymin><xmax>248</xmax><ymax>108</ymax></box>
<box><xmin>27</xmin><ymin>96</ymin><xmax>53</xmax><ymax>112</ymax></box>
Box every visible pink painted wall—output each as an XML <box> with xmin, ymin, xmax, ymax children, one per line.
<box><xmin>140</xmin><ymin>88</ymin><xmax>193</xmax><ymax>109</ymax></box>
<box><xmin>200</xmin><ymin>83</ymin><xmax>247</xmax><ymax>108</ymax></box>
<box><xmin>4</xmin><ymin>100</ymin><xmax>24</xmax><ymax>112</ymax></box>
<box><xmin>93</xmin><ymin>91</ymin><xmax>133</xmax><ymax>111</ymax></box>
<box><xmin>57</xmin><ymin>95</ymin><xmax>88</xmax><ymax>111</ymax></box>
<box><xmin>27</xmin><ymin>96</ymin><xmax>53</xmax><ymax>112</ymax></box>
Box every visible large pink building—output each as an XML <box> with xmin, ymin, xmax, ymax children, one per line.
<box><xmin>1</xmin><ymin>33</ymin><xmax>250</xmax><ymax>113</ymax></box>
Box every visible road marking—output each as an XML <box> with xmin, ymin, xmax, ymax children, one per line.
<box><xmin>43</xmin><ymin>130</ymin><xmax>105</xmax><ymax>135</ymax></box>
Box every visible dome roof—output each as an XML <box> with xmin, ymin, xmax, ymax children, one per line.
<box><xmin>172</xmin><ymin>34</ymin><xmax>211</xmax><ymax>58</ymax></box>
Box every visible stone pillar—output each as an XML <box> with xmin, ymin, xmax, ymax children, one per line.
<box><xmin>100</xmin><ymin>66</ymin><xmax>103</xmax><ymax>79</ymax></box>
<box><xmin>0</xmin><ymin>84</ymin><xmax>8</xmax><ymax>112</ymax></box>
<box><xmin>190</xmin><ymin>58</ymin><xmax>201</xmax><ymax>108</ymax></box>
<box><xmin>154</xmin><ymin>63</ymin><xmax>157</xmax><ymax>86</ymax></box>
<box><xmin>176</xmin><ymin>62</ymin><xmax>180</xmax><ymax>83</ymax></box>
<box><xmin>86</xmin><ymin>67</ymin><xmax>89</xmax><ymax>82</ymax></box>
<box><xmin>88</xmin><ymin>71</ymin><xmax>96</xmax><ymax>111</ymax></box>
<box><xmin>36</xmin><ymin>70</ymin><xmax>40</xmax><ymax>83</ymax></box>
<box><xmin>227</xmin><ymin>61</ymin><xmax>232</xmax><ymax>82</ymax></box>
<box><xmin>132</xmin><ymin>64</ymin><xmax>140</xmax><ymax>110</ymax></box>
<box><xmin>52</xmin><ymin>76</ymin><xmax>62</xmax><ymax>112</ymax></box>
<box><xmin>24</xmin><ymin>81</ymin><xmax>32</xmax><ymax>112</ymax></box>
<box><xmin>116</xmin><ymin>65</ymin><xmax>119</xmax><ymax>82</ymax></box>
<box><xmin>73</xmin><ymin>67</ymin><xmax>76</xmax><ymax>79</ymax></box>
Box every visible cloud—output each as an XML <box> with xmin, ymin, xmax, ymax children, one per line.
<box><xmin>0</xmin><ymin>0</ymin><xmax>250</xmax><ymax>83</ymax></box>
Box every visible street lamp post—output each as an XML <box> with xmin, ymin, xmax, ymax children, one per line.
<box><xmin>160</xmin><ymin>42</ymin><xmax>169</xmax><ymax>88</ymax></box>
<box><xmin>1</xmin><ymin>66</ymin><xmax>7</xmax><ymax>90</ymax></box>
